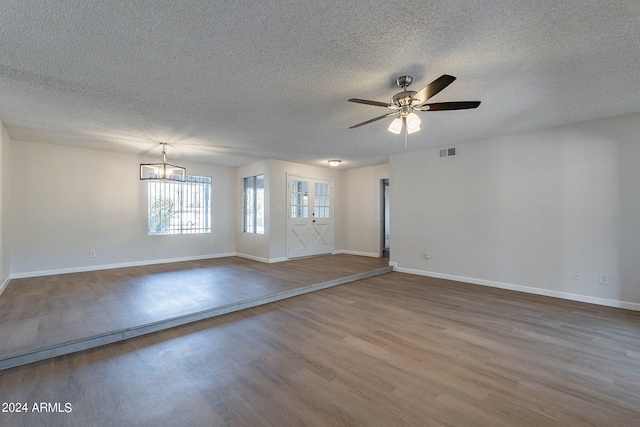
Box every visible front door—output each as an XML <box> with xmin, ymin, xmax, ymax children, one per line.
<box><xmin>287</xmin><ymin>175</ymin><xmax>333</xmax><ymax>258</ymax></box>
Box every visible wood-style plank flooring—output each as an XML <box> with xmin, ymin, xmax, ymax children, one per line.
<box><xmin>0</xmin><ymin>255</ymin><xmax>389</xmax><ymax>360</ymax></box>
<box><xmin>1</xmin><ymin>271</ymin><xmax>639</xmax><ymax>426</ymax></box>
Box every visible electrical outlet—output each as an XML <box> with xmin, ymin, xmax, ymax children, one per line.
<box><xmin>425</xmin><ymin>254</ymin><xmax>431</xmax><ymax>263</ymax></box>
<box><xmin>89</xmin><ymin>250</ymin><xmax>96</xmax><ymax>258</ymax></box>
<box><xmin>572</xmin><ymin>271</ymin><xmax>580</xmax><ymax>280</ymax></box>
<box><xmin>599</xmin><ymin>274</ymin><xmax>610</xmax><ymax>285</ymax></box>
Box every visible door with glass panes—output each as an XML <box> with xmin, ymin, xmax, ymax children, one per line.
<box><xmin>286</xmin><ymin>175</ymin><xmax>333</xmax><ymax>258</ymax></box>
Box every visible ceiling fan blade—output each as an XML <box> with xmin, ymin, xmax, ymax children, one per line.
<box><xmin>349</xmin><ymin>112</ymin><xmax>397</xmax><ymax>129</ymax></box>
<box><xmin>348</xmin><ymin>98</ymin><xmax>390</xmax><ymax>108</ymax></box>
<box><xmin>416</xmin><ymin>101</ymin><xmax>481</xmax><ymax>111</ymax></box>
<box><xmin>414</xmin><ymin>74</ymin><xmax>457</xmax><ymax>104</ymax></box>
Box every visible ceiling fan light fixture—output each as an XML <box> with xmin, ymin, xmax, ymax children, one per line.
<box><xmin>388</xmin><ymin>117</ymin><xmax>403</xmax><ymax>134</ymax></box>
<box><xmin>406</xmin><ymin>112</ymin><xmax>421</xmax><ymax>130</ymax></box>
<box><xmin>407</xmin><ymin>125</ymin><xmax>421</xmax><ymax>135</ymax></box>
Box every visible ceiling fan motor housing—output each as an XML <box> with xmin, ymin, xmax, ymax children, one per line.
<box><xmin>392</xmin><ymin>75</ymin><xmax>419</xmax><ymax>110</ymax></box>
<box><xmin>391</xmin><ymin>91</ymin><xmax>418</xmax><ymax>108</ymax></box>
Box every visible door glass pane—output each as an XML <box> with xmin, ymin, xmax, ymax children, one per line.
<box><xmin>291</xmin><ymin>180</ymin><xmax>309</xmax><ymax>218</ymax></box>
<box><xmin>314</xmin><ymin>182</ymin><xmax>330</xmax><ymax>218</ymax></box>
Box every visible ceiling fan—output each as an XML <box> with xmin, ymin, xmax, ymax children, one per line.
<box><xmin>348</xmin><ymin>74</ymin><xmax>480</xmax><ymax>146</ymax></box>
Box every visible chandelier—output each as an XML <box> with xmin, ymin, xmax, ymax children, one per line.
<box><xmin>140</xmin><ymin>143</ymin><xmax>186</xmax><ymax>182</ymax></box>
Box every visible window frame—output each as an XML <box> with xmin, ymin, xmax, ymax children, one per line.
<box><xmin>243</xmin><ymin>174</ymin><xmax>265</xmax><ymax>234</ymax></box>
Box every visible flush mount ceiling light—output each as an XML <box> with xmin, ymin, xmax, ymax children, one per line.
<box><xmin>349</xmin><ymin>74</ymin><xmax>480</xmax><ymax>146</ymax></box>
<box><xmin>327</xmin><ymin>159</ymin><xmax>342</xmax><ymax>167</ymax></box>
<box><xmin>140</xmin><ymin>143</ymin><xmax>186</xmax><ymax>182</ymax></box>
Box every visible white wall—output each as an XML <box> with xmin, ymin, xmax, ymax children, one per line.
<box><xmin>390</xmin><ymin>112</ymin><xmax>640</xmax><ymax>309</ymax></box>
<box><xmin>341</xmin><ymin>164</ymin><xmax>389</xmax><ymax>257</ymax></box>
<box><xmin>8</xmin><ymin>140</ymin><xmax>235</xmax><ymax>276</ymax></box>
<box><xmin>0</xmin><ymin>122</ymin><xmax>9</xmax><ymax>291</ymax></box>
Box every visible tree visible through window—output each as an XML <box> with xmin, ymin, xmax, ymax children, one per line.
<box><xmin>244</xmin><ymin>175</ymin><xmax>264</xmax><ymax>234</ymax></box>
<box><xmin>147</xmin><ymin>175</ymin><xmax>211</xmax><ymax>235</ymax></box>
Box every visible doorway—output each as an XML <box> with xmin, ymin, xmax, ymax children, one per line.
<box><xmin>286</xmin><ymin>175</ymin><xmax>334</xmax><ymax>258</ymax></box>
<box><xmin>381</xmin><ymin>178</ymin><xmax>390</xmax><ymax>258</ymax></box>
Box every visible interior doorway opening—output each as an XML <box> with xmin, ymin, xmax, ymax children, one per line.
<box><xmin>381</xmin><ymin>178</ymin><xmax>390</xmax><ymax>258</ymax></box>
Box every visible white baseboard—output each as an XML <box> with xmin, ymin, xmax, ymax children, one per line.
<box><xmin>235</xmin><ymin>253</ymin><xmax>288</xmax><ymax>264</ymax></box>
<box><xmin>393</xmin><ymin>265</ymin><xmax>640</xmax><ymax>312</ymax></box>
<box><xmin>333</xmin><ymin>250</ymin><xmax>380</xmax><ymax>258</ymax></box>
<box><xmin>10</xmin><ymin>250</ymin><xmax>347</xmax><ymax>280</ymax></box>
<box><xmin>0</xmin><ymin>275</ymin><xmax>10</xmax><ymax>296</ymax></box>
<box><xmin>9</xmin><ymin>253</ymin><xmax>236</xmax><ymax>280</ymax></box>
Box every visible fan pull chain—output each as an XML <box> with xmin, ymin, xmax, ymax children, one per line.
<box><xmin>404</xmin><ymin>117</ymin><xmax>408</xmax><ymax>147</ymax></box>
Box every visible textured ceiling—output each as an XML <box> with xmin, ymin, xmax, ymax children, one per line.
<box><xmin>1</xmin><ymin>0</ymin><xmax>639</xmax><ymax>169</ymax></box>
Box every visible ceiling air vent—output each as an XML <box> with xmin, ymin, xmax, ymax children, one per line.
<box><xmin>439</xmin><ymin>147</ymin><xmax>457</xmax><ymax>158</ymax></box>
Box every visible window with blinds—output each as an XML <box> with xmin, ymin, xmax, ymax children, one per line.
<box><xmin>147</xmin><ymin>175</ymin><xmax>211</xmax><ymax>235</ymax></box>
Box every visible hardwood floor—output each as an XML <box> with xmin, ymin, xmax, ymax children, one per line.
<box><xmin>0</xmin><ymin>254</ymin><xmax>389</xmax><ymax>362</ymax></box>
<box><xmin>1</xmin><ymin>271</ymin><xmax>639</xmax><ymax>426</ymax></box>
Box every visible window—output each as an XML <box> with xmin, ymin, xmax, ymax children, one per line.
<box><xmin>147</xmin><ymin>175</ymin><xmax>211</xmax><ymax>235</ymax></box>
<box><xmin>243</xmin><ymin>175</ymin><xmax>264</xmax><ymax>233</ymax></box>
